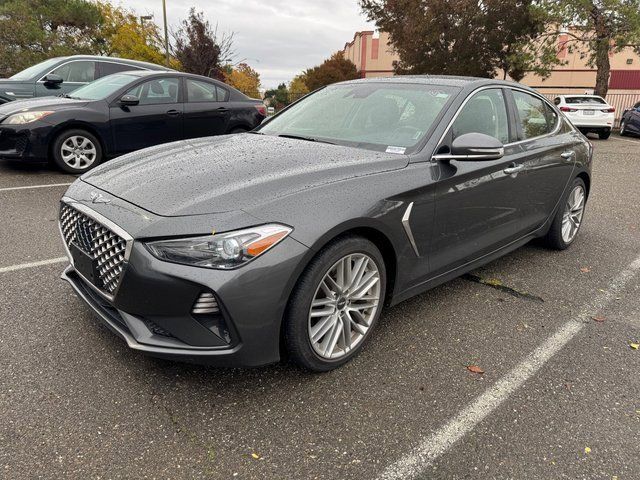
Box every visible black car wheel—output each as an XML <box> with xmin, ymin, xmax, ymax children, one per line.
<box><xmin>285</xmin><ymin>236</ymin><xmax>386</xmax><ymax>372</ymax></box>
<box><xmin>543</xmin><ymin>177</ymin><xmax>587</xmax><ymax>250</ymax></box>
<box><xmin>52</xmin><ymin>129</ymin><xmax>103</xmax><ymax>174</ymax></box>
<box><xmin>620</xmin><ymin>120</ymin><xmax>627</xmax><ymax>136</ymax></box>
<box><xmin>598</xmin><ymin>130</ymin><xmax>611</xmax><ymax>140</ymax></box>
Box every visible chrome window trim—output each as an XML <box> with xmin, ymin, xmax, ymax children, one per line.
<box><xmin>59</xmin><ymin>196</ymin><xmax>134</xmax><ymax>302</ymax></box>
<box><xmin>431</xmin><ymin>85</ymin><xmax>563</xmax><ymax>162</ymax></box>
<box><xmin>37</xmin><ymin>59</ymin><xmax>151</xmax><ymax>84</ymax></box>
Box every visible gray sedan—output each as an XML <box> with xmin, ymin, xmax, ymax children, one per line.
<box><xmin>58</xmin><ymin>76</ymin><xmax>592</xmax><ymax>371</ymax></box>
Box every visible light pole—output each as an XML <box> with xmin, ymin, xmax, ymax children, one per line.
<box><xmin>162</xmin><ymin>0</ymin><xmax>170</xmax><ymax>67</ymax></box>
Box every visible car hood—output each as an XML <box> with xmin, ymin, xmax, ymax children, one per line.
<box><xmin>0</xmin><ymin>96</ymin><xmax>89</xmax><ymax>118</ymax></box>
<box><xmin>81</xmin><ymin>134</ymin><xmax>409</xmax><ymax>217</ymax></box>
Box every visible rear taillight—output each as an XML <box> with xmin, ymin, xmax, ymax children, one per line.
<box><xmin>602</xmin><ymin>107</ymin><xmax>615</xmax><ymax>113</ymax></box>
<box><xmin>560</xmin><ymin>106</ymin><xmax>578</xmax><ymax>112</ymax></box>
<box><xmin>254</xmin><ymin>104</ymin><xmax>267</xmax><ymax>116</ymax></box>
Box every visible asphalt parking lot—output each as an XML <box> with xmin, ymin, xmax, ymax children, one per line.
<box><xmin>1</xmin><ymin>135</ymin><xmax>639</xmax><ymax>480</ymax></box>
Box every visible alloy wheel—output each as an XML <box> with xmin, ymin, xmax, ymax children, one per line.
<box><xmin>61</xmin><ymin>135</ymin><xmax>97</xmax><ymax>169</ymax></box>
<box><xmin>561</xmin><ymin>184</ymin><xmax>586</xmax><ymax>244</ymax></box>
<box><xmin>620</xmin><ymin>121</ymin><xmax>626</xmax><ymax>135</ymax></box>
<box><xmin>308</xmin><ymin>253</ymin><xmax>381</xmax><ymax>360</ymax></box>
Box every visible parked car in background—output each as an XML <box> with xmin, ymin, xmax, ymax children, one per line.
<box><xmin>59</xmin><ymin>76</ymin><xmax>591</xmax><ymax>371</ymax></box>
<box><xmin>0</xmin><ymin>55</ymin><xmax>168</xmax><ymax>104</ymax></box>
<box><xmin>553</xmin><ymin>95</ymin><xmax>615</xmax><ymax>139</ymax></box>
<box><xmin>620</xmin><ymin>101</ymin><xmax>640</xmax><ymax>136</ymax></box>
<box><xmin>0</xmin><ymin>71</ymin><xmax>266</xmax><ymax>173</ymax></box>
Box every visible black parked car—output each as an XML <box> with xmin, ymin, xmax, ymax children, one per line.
<box><xmin>620</xmin><ymin>101</ymin><xmax>640</xmax><ymax>136</ymax></box>
<box><xmin>0</xmin><ymin>71</ymin><xmax>266</xmax><ymax>173</ymax></box>
<box><xmin>59</xmin><ymin>76</ymin><xmax>591</xmax><ymax>371</ymax></box>
<box><xmin>0</xmin><ymin>55</ymin><xmax>168</xmax><ymax>104</ymax></box>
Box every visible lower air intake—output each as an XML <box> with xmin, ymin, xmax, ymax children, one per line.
<box><xmin>192</xmin><ymin>292</ymin><xmax>220</xmax><ymax>315</ymax></box>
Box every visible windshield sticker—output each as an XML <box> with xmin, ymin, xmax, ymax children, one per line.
<box><xmin>386</xmin><ymin>146</ymin><xmax>407</xmax><ymax>155</ymax></box>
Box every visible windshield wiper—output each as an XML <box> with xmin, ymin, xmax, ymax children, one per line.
<box><xmin>277</xmin><ymin>134</ymin><xmax>335</xmax><ymax>145</ymax></box>
<box><xmin>58</xmin><ymin>93</ymin><xmax>80</xmax><ymax>99</ymax></box>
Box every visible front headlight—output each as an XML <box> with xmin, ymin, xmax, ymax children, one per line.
<box><xmin>146</xmin><ymin>224</ymin><xmax>292</xmax><ymax>270</ymax></box>
<box><xmin>3</xmin><ymin>110</ymin><xmax>54</xmax><ymax>125</ymax></box>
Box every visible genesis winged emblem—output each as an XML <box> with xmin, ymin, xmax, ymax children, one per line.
<box><xmin>90</xmin><ymin>191</ymin><xmax>111</xmax><ymax>204</ymax></box>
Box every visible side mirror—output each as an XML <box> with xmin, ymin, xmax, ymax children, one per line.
<box><xmin>434</xmin><ymin>133</ymin><xmax>504</xmax><ymax>161</ymax></box>
<box><xmin>120</xmin><ymin>94</ymin><xmax>140</xmax><ymax>106</ymax></box>
<box><xmin>43</xmin><ymin>74</ymin><xmax>63</xmax><ymax>86</ymax></box>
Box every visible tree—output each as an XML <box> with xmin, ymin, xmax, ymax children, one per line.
<box><xmin>0</xmin><ymin>0</ymin><xmax>101</xmax><ymax>77</ymax></box>
<box><xmin>359</xmin><ymin>0</ymin><xmax>560</xmax><ymax>80</ymax></box>
<box><xmin>289</xmin><ymin>74</ymin><xmax>310</xmax><ymax>100</ymax></box>
<box><xmin>174</xmin><ymin>8</ymin><xmax>234</xmax><ymax>80</ymax></box>
<box><xmin>225</xmin><ymin>63</ymin><xmax>261</xmax><ymax>98</ymax></box>
<box><xmin>549</xmin><ymin>0</ymin><xmax>640</xmax><ymax>97</ymax></box>
<box><xmin>264</xmin><ymin>83</ymin><xmax>289</xmax><ymax>109</ymax></box>
<box><xmin>93</xmin><ymin>2</ymin><xmax>179</xmax><ymax>68</ymax></box>
<box><xmin>304</xmin><ymin>52</ymin><xmax>360</xmax><ymax>90</ymax></box>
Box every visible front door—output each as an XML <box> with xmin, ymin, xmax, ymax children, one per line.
<box><xmin>36</xmin><ymin>60</ymin><xmax>96</xmax><ymax>97</ymax></box>
<box><xmin>109</xmin><ymin>77</ymin><xmax>184</xmax><ymax>154</ymax></box>
<box><xmin>429</xmin><ymin>88</ymin><xmax>527</xmax><ymax>276</ymax></box>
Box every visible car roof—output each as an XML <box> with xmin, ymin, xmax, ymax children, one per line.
<box><xmin>58</xmin><ymin>55</ymin><xmax>169</xmax><ymax>71</ymax></box>
<box><xmin>336</xmin><ymin>74</ymin><xmax>539</xmax><ymax>92</ymax></box>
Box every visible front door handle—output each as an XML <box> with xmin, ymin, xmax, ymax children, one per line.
<box><xmin>166</xmin><ymin>109</ymin><xmax>181</xmax><ymax>116</ymax></box>
<box><xmin>503</xmin><ymin>164</ymin><xmax>525</xmax><ymax>175</ymax></box>
<box><xmin>217</xmin><ymin>107</ymin><xmax>229</xmax><ymax>113</ymax></box>
<box><xmin>561</xmin><ymin>151</ymin><xmax>575</xmax><ymax>160</ymax></box>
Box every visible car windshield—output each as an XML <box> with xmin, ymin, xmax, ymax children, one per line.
<box><xmin>69</xmin><ymin>74</ymin><xmax>137</xmax><ymax>100</ymax></box>
<box><xmin>258</xmin><ymin>83</ymin><xmax>458</xmax><ymax>154</ymax></box>
<box><xmin>9</xmin><ymin>58</ymin><xmax>62</xmax><ymax>80</ymax></box>
<box><xmin>565</xmin><ymin>96</ymin><xmax>606</xmax><ymax>105</ymax></box>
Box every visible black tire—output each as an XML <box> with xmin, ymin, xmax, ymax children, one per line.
<box><xmin>620</xmin><ymin>120</ymin><xmax>627</xmax><ymax>136</ymax></box>
<box><xmin>542</xmin><ymin>177</ymin><xmax>587</xmax><ymax>250</ymax></box>
<box><xmin>52</xmin><ymin>129</ymin><xmax>103</xmax><ymax>174</ymax></box>
<box><xmin>284</xmin><ymin>235</ymin><xmax>387</xmax><ymax>372</ymax></box>
<box><xmin>598</xmin><ymin>130</ymin><xmax>611</xmax><ymax>140</ymax></box>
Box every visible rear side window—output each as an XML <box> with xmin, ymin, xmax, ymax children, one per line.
<box><xmin>99</xmin><ymin>62</ymin><xmax>143</xmax><ymax>77</ymax></box>
<box><xmin>186</xmin><ymin>79</ymin><xmax>229</xmax><ymax>102</ymax></box>
<box><xmin>565</xmin><ymin>96</ymin><xmax>606</xmax><ymax>104</ymax></box>
<box><xmin>513</xmin><ymin>91</ymin><xmax>556</xmax><ymax>140</ymax></box>
<box><xmin>452</xmin><ymin>88</ymin><xmax>509</xmax><ymax>143</ymax></box>
<box><xmin>51</xmin><ymin>61</ymin><xmax>96</xmax><ymax>83</ymax></box>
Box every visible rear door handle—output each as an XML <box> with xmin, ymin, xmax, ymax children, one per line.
<box><xmin>166</xmin><ymin>109</ymin><xmax>181</xmax><ymax>116</ymax></box>
<box><xmin>217</xmin><ymin>107</ymin><xmax>229</xmax><ymax>113</ymax></box>
<box><xmin>561</xmin><ymin>151</ymin><xmax>575</xmax><ymax>160</ymax></box>
<box><xmin>503</xmin><ymin>164</ymin><xmax>525</xmax><ymax>175</ymax></box>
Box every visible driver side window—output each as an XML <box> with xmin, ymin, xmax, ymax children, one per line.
<box><xmin>452</xmin><ymin>89</ymin><xmax>509</xmax><ymax>144</ymax></box>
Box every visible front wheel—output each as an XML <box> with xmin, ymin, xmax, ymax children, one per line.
<box><xmin>542</xmin><ymin>178</ymin><xmax>587</xmax><ymax>250</ymax></box>
<box><xmin>620</xmin><ymin>120</ymin><xmax>627</xmax><ymax>136</ymax></box>
<box><xmin>285</xmin><ymin>236</ymin><xmax>386</xmax><ymax>372</ymax></box>
<box><xmin>52</xmin><ymin>129</ymin><xmax>103</xmax><ymax>174</ymax></box>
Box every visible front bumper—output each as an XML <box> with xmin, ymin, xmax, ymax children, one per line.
<box><xmin>0</xmin><ymin>122</ymin><xmax>51</xmax><ymax>161</ymax></box>
<box><xmin>59</xmin><ymin>188</ymin><xmax>310</xmax><ymax>367</ymax></box>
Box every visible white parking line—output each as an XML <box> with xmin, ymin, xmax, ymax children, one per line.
<box><xmin>0</xmin><ymin>182</ymin><xmax>72</xmax><ymax>192</ymax></box>
<box><xmin>379</xmin><ymin>254</ymin><xmax>640</xmax><ymax>480</ymax></box>
<box><xmin>0</xmin><ymin>257</ymin><xmax>68</xmax><ymax>274</ymax></box>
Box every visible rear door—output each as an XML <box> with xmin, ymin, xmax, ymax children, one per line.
<box><xmin>109</xmin><ymin>76</ymin><xmax>183</xmax><ymax>154</ymax></box>
<box><xmin>96</xmin><ymin>61</ymin><xmax>144</xmax><ymax>79</ymax></box>
<box><xmin>508</xmin><ymin>89</ymin><xmax>578</xmax><ymax>233</ymax></box>
<box><xmin>183</xmin><ymin>78</ymin><xmax>230</xmax><ymax>138</ymax></box>
<box><xmin>429</xmin><ymin>87</ymin><xmax>528</xmax><ymax>275</ymax></box>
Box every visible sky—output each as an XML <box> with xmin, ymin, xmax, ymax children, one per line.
<box><xmin>119</xmin><ymin>0</ymin><xmax>376</xmax><ymax>88</ymax></box>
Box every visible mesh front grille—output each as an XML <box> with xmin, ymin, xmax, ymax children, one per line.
<box><xmin>60</xmin><ymin>203</ymin><xmax>127</xmax><ymax>295</ymax></box>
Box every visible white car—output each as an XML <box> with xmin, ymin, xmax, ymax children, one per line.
<box><xmin>553</xmin><ymin>95</ymin><xmax>615</xmax><ymax>139</ymax></box>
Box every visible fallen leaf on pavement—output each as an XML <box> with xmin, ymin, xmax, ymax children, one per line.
<box><xmin>251</xmin><ymin>453</ymin><xmax>261</xmax><ymax>459</ymax></box>
<box><xmin>592</xmin><ymin>316</ymin><xmax>606</xmax><ymax>323</ymax></box>
<box><xmin>467</xmin><ymin>365</ymin><xmax>485</xmax><ymax>374</ymax></box>
<box><xmin>580</xmin><ymin>267</ymin><xmax>591</xmax><ymax>273</ymax></box>
<box><xmin>584</xmin><ymin>447</ymin><xmax>591</xmax><ymax>454</ymax></box>
<box><xmin>630</xmin><ymin>343</ymin><xmax>639</xmax><ymax>350</ymax></box>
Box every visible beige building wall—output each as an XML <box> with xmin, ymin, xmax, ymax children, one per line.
<box><xmin>343</xmin><ymin>31</ymin><xmax>399</xmax><ymax>78</ymax></box>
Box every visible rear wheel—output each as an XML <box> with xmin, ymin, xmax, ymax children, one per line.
<box><xmin>285</xmin><ymin>236</ymin><xmax>386</xmax><ymax>372</ymax></box>
<box><xmin>542</xmin><ymin>177</ymin><xmax>587</xmax><ymax>250</ymax></box>
<box><xmin>620</xmin><ymin>120</ymin><xmax>627</xmax><ymax>136</ymax></box>
<box><xmin>598</xmin><ymin>130</ymin><xmax>611</xmax><ymax>140</ymax></box>
<box><xmin>52</xmin><ymin>129</ymin><xmax>102</xmax><ymax>174</ymax></box>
